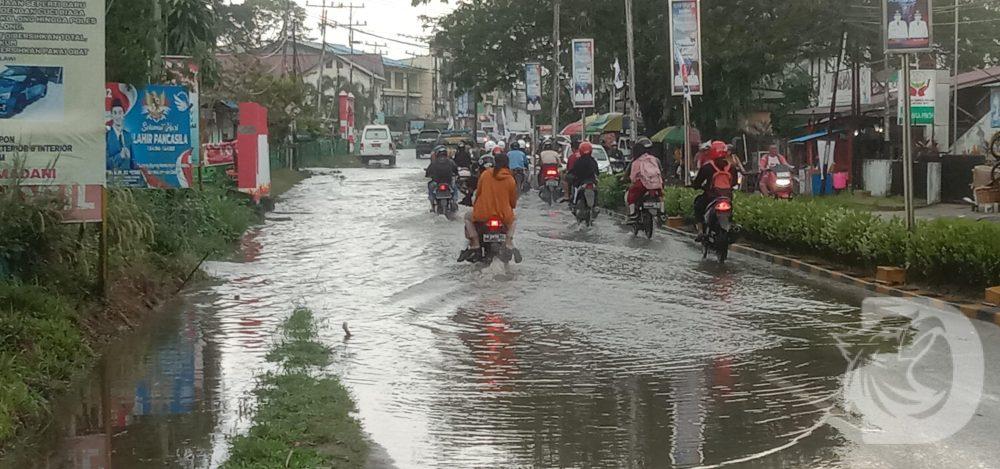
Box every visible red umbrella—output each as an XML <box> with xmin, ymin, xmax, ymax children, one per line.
<box><xmin>559</xmin><ymin>121</ymin><xmax>583</xmax><ymax>136</ymax></box>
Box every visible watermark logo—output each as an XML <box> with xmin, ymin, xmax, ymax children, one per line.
<box><xmin>834</xmin><ymin>297</ymin><xmax>984</xmax><ymax>444</ymax></box>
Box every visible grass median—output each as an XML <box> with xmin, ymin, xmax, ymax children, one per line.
<box><xmin>223</xmin><ymin>308</ymin><xmax>368</xmax><ymax>469</ymax></box>
<box><xmin>598</xmin><ymin>175</ymin><xmax>1000</xmax><ymax>287</ymax></box>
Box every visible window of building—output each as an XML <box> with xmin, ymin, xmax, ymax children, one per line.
<box><xmin>394</xmin><ymin>72</ymin><xmax>404</xmax><ymax>90</ymax></box>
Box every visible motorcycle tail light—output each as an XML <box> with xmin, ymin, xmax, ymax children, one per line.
<box><xmin>775</xmin><ymin>178</ymin><xmax>792</xmax><ymax>187</ymax></box>
<box><xmin>716</xmin><ymin>200</ymin><xmax>732</xmax><ymax>212</ymax></box>
<box><xmin>545</xmin><ymin>169</ymin><xmax>558</xmax><ymax>177</ymax></box>
<box><xmin>487</xmin><ymin>218</ymin><xmax>502</xmax><ymax>231</ymax></box>
<box><xmin>438</xmin><ymin>184</ymin><xmax>448</xmax><ymax>191</ymax></box>
<box><xmin>585</xmin><ymin>183</ymin><xmax>595</xmax><ymax>190</ymax></box>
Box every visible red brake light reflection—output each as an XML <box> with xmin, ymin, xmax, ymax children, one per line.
<box><xmin>716</xmin><ymin>201</ymin><xmax>732</xmax><ymax>212</ymax></box>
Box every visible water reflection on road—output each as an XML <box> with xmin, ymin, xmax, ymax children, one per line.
<box><xmin>4</xmin><ymin>151</ymin><xmax>910</xmax><ymax>468</ymax></box>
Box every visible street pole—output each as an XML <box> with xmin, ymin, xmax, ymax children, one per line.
<box><xmin>624</xmin><ymin>0</ymin><xmax>638</xmax><ymax>142</ymax></box>
<box><xmin>952</xmin><ymin>0</ymin><xmax>959</xmax><ymax>149</ymax></box>
<box><xmin>902</xmin><ymin>55</ymin><xmax>915</xmax><ymax>232</ymax></box>
<box><xmin>551</xmin><ymin>0</ymin><xmax>561</xmax><ymax>137</ymax></box>
<box><xmin>683</xmin><ymin>98</ymin><xmax>691</xmax><ymax>185</ymax></box>
<box><xmin>316</xmin><ymin>5</ymin><xmax>328</xmax><ymax>114</ymax></box>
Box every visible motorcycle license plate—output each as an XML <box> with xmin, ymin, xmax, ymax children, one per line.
<box><xmin>435</xmin><ymin>192</ymin><xmax>452</xmax><ymax>199</ymax></box>
<box><xmin>546</xmin><ymin>180</ymin><xmax>559</xmax><ymax>187</ymax></box>
<box><xmin>644</xmin><ymin>202</ymin><xmax>663</xmax><ymax>210</ymax></box>
<box><xmin>483</xmin><ymin>233</ymin><xmax>507</xmax><ymax>243</ymax></box>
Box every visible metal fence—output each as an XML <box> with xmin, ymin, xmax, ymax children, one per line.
<box><xmin>270</xmin><ymin>138</ymin><xmax>355</xmax><ymax>169</ymax></box>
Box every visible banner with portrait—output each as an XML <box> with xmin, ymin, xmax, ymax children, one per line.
<box><xmin>524</xmin><ymin>63</ymin><xmax>543</xmax><ymax>112</ymax></box>
<box><xmin>0</xmin><ymin>0</ymin><xmax>106</xmax><ymax>221</ymax></box>
<box><xmin>571</xmin><ymin>39</ymin><xmax>595</xmax><ymax>109</ymax></box>
<box><xmin>105</xmin><ymin>83</ymin><xmax>194</xmax><ymax>188</ymax></box>
<box><xmin>669</xmin><ymin>0</ymin><xmax>704</xmax><ymax>96</ymax></box>
<box><xmin>885</xmin><ymin>0</ymin><xmax>932</xmax><ymax>53</ymax></box>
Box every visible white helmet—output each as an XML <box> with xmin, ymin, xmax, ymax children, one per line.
<box><xmin>699</xmin><ymin>142</ymin><xmax>712</xmax><ymax>151</ymax></box>
<box><xmin>484</xmin><ymin>141</ymin><xmax>497</xmax><ymax>152</ymax></box>
<box><xmin>497</xmin><ymin>140</ymin><xmax>507</xmax><ymax>150</ymax></box>
<box><xmin>517</xmin><ymin>139</ymin><xmax>526</xmax><ymax>149</ymax></box>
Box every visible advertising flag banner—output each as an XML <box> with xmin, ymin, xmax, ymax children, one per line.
<box><xmin>456</xmin><ymin>92</ymin><xmax>472</xmax><ymax>119</ymax></box>
<box><xmin>669</xmin><ymin>0</ymin><xmax>704</xmax><ymax>97</ymax></box>
<box><xmin>525</xmin><ymin>63</ymin><xmax>543</xmax><ymax>112</ymax></box>
<box><xmin>571</xmin><ymin>39</ymin><xmax>595</xmax><ymax>109</ymax></box>
<box><xmin>990</xmin><ymin>88</ymin><xmax>1000</xmax><ymax>129</ymax></box>
<box><xmin>0</xmin><ymin>0</ymin><xmax>105</xmax><ymax>221</ymax></box>
<box><xmin>105</xmin><ymin>83</ymin><xmax>194</xmax><ymax>188</ymax></box>
<box><xmin>885</xmin><ymin>0</ymin><xmax>932</xmax><ymax>53</ymax></box>
<box><xmin>897</xmin><ymin>70</ymin><xmax>936</xmax><ymax>125</ymax></box>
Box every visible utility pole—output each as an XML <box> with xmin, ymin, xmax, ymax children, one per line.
<box><xmin>316</xmin><ymin>5</ymin><xmax>329</xmax><ymax>116</ymax></box>
<box><xmin>624</xmin><ymin>0</ymin><xmax>638</xmax><ymax>142</ymax></box>
<box><xmin>310</xmin><ymin>3</ymin><xmax>366</xmax><ymax>88</ymax></box>
<box><xmin>551</xmin><ymin>0</ymin><xmax>561</xmax><ymax>137</ymax></box>
<box><xmin>290</xmin><ymin>0</ymin><xmax>300</xmax><ymax>79</ymax></box>
<box><xmin>902</xmin><ymin>55</ymin><xmax>915</xmax><ymax>231</ymax></box>
<box><xmin>952</xmin><ymin>0</ymin><xmax>960</xmax><ymax>149</ymax></box>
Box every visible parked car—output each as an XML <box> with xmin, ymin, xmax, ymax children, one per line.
<box><xmin>0</xmin><ymin>67</ymin><xmax>49</xmax><ymax>118</ymax></box>
<box><xmin>476</xmin><ymin>130</ymin><xmax>488</xmax><ymax>147</ymax></box>
<box><xmin>415</xmin><ymin>129</ymin><xmax>442</xmax><ymax>159</ymax></box>
<box><xmin>591</xmin><ymin>145</ymin><xmax>612</xmax><ymax>174</ymax></box>
<box><xmin>360</xmin><ymin>125</ymin><xmax>396</xmax><ymax>166</ymax></box>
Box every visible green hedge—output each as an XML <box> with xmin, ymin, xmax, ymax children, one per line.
<box><xmin>600</xmin><ymin>185</ymin><xmax>1000</xmax><ymax>286</ymax></box>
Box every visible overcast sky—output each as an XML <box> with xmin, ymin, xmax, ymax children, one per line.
<box><xmin>296</xmin><ymin>0</ymin><xmax>456</xmax><ymax>59</ymax></box>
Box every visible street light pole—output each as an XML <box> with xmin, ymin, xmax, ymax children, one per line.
<box><xmin>624</xmin><ymin>0</ymin><xmax>638</xmax><ymax>142</ymax></box>
<box><xmin>952</xmin><ymin>0</ymin><xmax>960</xmax><ymax>149</ymax></box>
<box><xmin>902</xmin><ymin>55</ymin><xmax>916</xmax><ymax>232</ymax></box>
<box><xmin>551</xmin><ymin>0</ymin><xmax>561</xmax><ymax>137</ymax></box>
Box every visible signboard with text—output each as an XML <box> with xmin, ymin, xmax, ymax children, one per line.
<box><xmin>669</xmin><ymin>0</ymin><xmax>704</xmax><ymax>96</ymax></box>
<box><xmin>571</xmin><ymin>39</ymin><xmax>595</xmax><ymax>108</ymax></box>
<box><xmin>897</xmin><ymin>70</ymin><xmax>936</xmax><ymax>125</ymax></box>
<box><xmin>884</xmin><ymin>0</ymin><xmax>932</xmax><ymax>53</ymax></box>
<box><xmin>0</xmin><ymin>0</ymin><xmax>105</xmax><ymax>222</ymax></box>
<box><xmin>105</xmin><ymin>83</ymin><xmax>194</xmax><ymax>188</ymax></box>
<box><xmin>524</xmin><ymin>63</ymin><xmax>542</xmax><ymax>112</ymax></box>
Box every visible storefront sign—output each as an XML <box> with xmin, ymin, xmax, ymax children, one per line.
<box><xmin>524</xmin><ymin>63</ymin><xmax>543</xmax><ymax>112</ymax></box>
<box><xmin>0</xmin><ymin>0</ymin><xmax>105</xmax><ymax>221</ymax></box>
<box><xmin>571</xmin><ymin>39</ymin><xmax>595</xmax><ymax>108</ymax></box>
<box><xmin>884</xmin><ymin>0</ymin><xmax>933</xmax><ymax>53</ymax></box>
<box><xmin>819</xmin><ymin>67</ymin><xmax>873</xmax><ymax>107</ymax></box>
<box><xmin>203</xmin><ymin>141</ymin><xmax>236</xmax><ymax>166</ymax></box>
<box><xmin>105</xmin><ymin>83</ymin><xmax>194</xmax><ymax>188</ymax></box>
<box><xmin>669</xmin><ymin>0</ymin><xmax>704</xmax><ymax>96</ymax></box>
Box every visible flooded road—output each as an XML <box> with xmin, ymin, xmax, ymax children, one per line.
<box><xmin>8</xmin><ymin>149</ymin><xmax>1000</xmax><ymax>468</ymax></box>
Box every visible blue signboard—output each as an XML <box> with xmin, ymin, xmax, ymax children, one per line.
<box><xmin>105</xmin><ymin>84</ymin><xmax>194</xmax><ymax>188</ymax></box>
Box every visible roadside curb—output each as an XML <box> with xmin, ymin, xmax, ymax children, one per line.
<box><xmin>604</xmin><ymin>209</ymin><xmax>1000</xmax><ymax>326</ymax></box>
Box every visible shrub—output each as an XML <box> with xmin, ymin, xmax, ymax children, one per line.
<box><xmin>598</xmin><ymin>173</ymin><xmax>626</xmax><ymax>211</ymax></box>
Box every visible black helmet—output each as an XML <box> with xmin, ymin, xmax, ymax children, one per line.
<box><xmin>510</xmin><ymin>140</ymin><xmax>520</xmax><ymax>151</ymax></box>
<box><xmin>432</xmin><ymin>145</ymin><xmax>448</xmax><ymax>158</ymax></box>
<box><xmin>542</xmin><ymin>138</ymin><xmax>554</xmax><ymax>150</ymax></box>
<box><xmin>458</xmin><ymin>141</ymin><xmax>467</xmax><ymax>148</ymax></box>
<box><xmin>635</xmin><ymin>137</ymin><xmax>654</xmax><ymax>153</ymax></box>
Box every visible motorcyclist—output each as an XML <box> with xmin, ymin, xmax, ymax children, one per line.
<box><xmin>454</xmin><ymin>141</ymin><xmax>473</xmax><ymax>169</ymax></box>
<box><xmin>562</xmin><ymin>136</ymin><xmax>583</xmax><ymax>201</ymax></box>
<box><xmin>425</xmin><ymin>145</ymin><xmax>459</xmax><ymax>210</ymax></box>
<box><xmin>758</xmin><ymin>144</ymin><xmax>790</xmax><ymax>195</ymax></box>
<box><xmin>458</xmin><ymin>153</ymin><xmax>521</xmax><ymax>263</ymax></box>
<box><xmin>536</xmin><ymin>139</ymin><xmax>562</xmax><ymax>186</ymax></box>
<box><xmin>568</xmin><ymin>141</ymin><xmax>600</xmax><ymax>207</ymax></box>
<box><xmin>691</xmin><ymin>141</ymin><xmax>739</xmax><ymax>240</ymax></box>
<box><xmin>507</xmin><ymin>140</ymin><xmax>529</xmax><ymax>191</ymax></box>
<box><xmin>625</xmin><ymin>137</ymin><xmax>664</xmax><ymax>222</ymax></box>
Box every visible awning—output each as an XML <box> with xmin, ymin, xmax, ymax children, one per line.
<box><xmin>788</xmin><ymin>129</ymin><xmax>842</xmax><ymax>143</ymax></box>
<box><xmin>650</xmin><ymin>126</ymin><xmax>701</xmax><ymax>146</ymax></box>
<box><xmin>560</xmin><ymin>113</ymin><xmax>625</xmax><ymax>135</ymax></box>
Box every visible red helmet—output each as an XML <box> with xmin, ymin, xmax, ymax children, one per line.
<box><xmin>579</xmin><ymin>141</ymin><xmax>593</xmax><ymax>156</ymax></box>
<box><xmin>492</xmin><ymin>146</ymin><xmax>504</xmax><ymax>155</ymax></box>
<box><xmin>709</xmin><ymin>141</ymin><xmax>729</xmax><ymax>160</ymax></box>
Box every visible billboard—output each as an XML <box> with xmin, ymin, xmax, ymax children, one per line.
<box><xmin>105</xmin><ymin>83</ymin><xmax>194</xmax><ymax>188</ymax></box>
<box><xmin>456</xmin><ymin>92</ymin><xmax>472</xmax><ymax>119</ymax></box>
<box><xmin>669</xmin><ymin>0</ymin><xmax>704</xmax><ymax>96</ymax></box>
<box><xmin>524</xmin><ymin>63</ymin><xmax>543</xmax><ymax>112</ymax></box>
<box><xmin>571</xmin><ymin>39</ymin><xmax>595</xmax><ymax>108</ymax></box>
<box><xmin>819</xmin><ymin>67</ymin><xmax>873</xmax><ymax>107</ymax></box>
<box><xmin>897</xmin><ymin>70</ymin><xmax>936</xmax><ymax>125</ymax></box>
<box><xmin>163</xmin><ymin>56</ymin><xmax>200</xmax><ymax>166</ymax></box>
<box><xmin>0</xmin><ymin>0</ymin><xmax>106</xmax><ymax>222</ymax></box>
<box><xmin>885</xmin><ymin>0</ymin><xmax>932</xmax><ymax>53</ymax></box>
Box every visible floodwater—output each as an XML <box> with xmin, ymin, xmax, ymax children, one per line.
<box><xmin>5</xmin><ymin>150</ymin><xmax>998</xmax><ymax>468</ymax></box>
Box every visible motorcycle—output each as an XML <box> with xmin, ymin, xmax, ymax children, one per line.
<box><xmin>632</xmin><ymin>189</ymin><xmax>664</xmax><ymax>239</ymax></box>
<box><xmin>572</xmin><ymin>179</ymin><xmax>598</xmax><ymax>227</ymax></box>
<box><xmin>457</xmin><ymin>167</ymin><xmax>474</xmax><ymax>201</ymax></box>
<box><xmin>474</xmin><ymin>217</ymin><xmax>519</xmax><ymax>266</ymax></box>
<box><xmin>538</xmin><ymin>166</ymin><xmax>562</xmax><ymax>206</ymax></box>
<box><xmin>701</xmin><ymin>197</ymin><xmax>734</xmax><ymax>263</ymax></box>
<box><xmin>431</xmin><ymin>182</ymin><xmax>458</xmax><ymax>220</ymax></box>
<box><xmin>764</xmin><ymin>164</ymin><xmax>795</xmax><ymax>199</ymax></box>
<box><xmin>513</xmin><ymin>168</ymin><xmax>531</xmax><ymax>194</ymax></box>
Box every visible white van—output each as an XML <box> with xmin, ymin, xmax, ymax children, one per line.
<box><xmin>360</xmin><ymin>125</ymin><xmax>396</xmax><ymax>166</ymax></box>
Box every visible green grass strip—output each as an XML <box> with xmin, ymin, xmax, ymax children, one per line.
<box><xmin>223</xmin><ymin>308</ymin><xmax>368</xmax><ymax>469</ymax></box>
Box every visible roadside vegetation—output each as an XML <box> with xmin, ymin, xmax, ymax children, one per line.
<box><xmin>599</xmin><ymin>176</ymin><xmax>1000</xmax><ymax>286</ymax></box>
<box><xmin>223</xmin><ymin>308</ymin><xmax>368</xmax><ymax>469</ymax></box>
<box><xmin>0</xmin><ymin>181</ymin><xmax>258</xmax><ymax>446</ymax></box>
